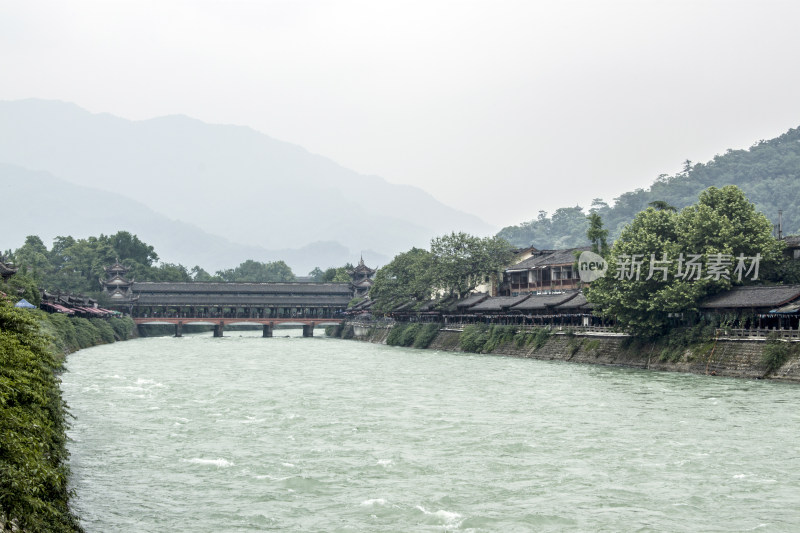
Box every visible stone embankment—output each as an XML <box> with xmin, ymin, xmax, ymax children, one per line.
<box><xmin>339</xmin><ymin>322</ymin><xmax>800</xmax><ymax>383</ymax></box>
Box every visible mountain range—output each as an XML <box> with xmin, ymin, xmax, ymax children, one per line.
<box><xmin>0</xmin><ymin>99</ymin><xmax>492</xmax><ymax>273</ymax></box>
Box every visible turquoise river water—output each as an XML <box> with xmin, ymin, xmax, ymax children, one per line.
<box><xmin>61</xmin><ymin>330</ymin><xmax>800</xmax><ymax>532</ymax></box>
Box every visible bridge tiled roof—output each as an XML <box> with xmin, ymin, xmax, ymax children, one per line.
<box><xmin>130</xmin><ymin>282</ymin><xmax>352</xmax><ymax>307</ymax></box>
<box><xmin>132</xmin><ymin>282</ymin><xmax>351</xmax><ymax>295</ymax></box>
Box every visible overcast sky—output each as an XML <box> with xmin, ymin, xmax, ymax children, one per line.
<box><xmin>3</xmin><ymin>0</ymin><xmax>800</xmax><ymax>229</ymax></box>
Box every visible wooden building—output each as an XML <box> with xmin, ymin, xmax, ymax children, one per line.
<box><xmin>699</xmin><ymin>284</ymin><xmax>800</xmax><ymax>329</ymax></box>
<box><xmin>500</xmin><ymin>247</ymin><xmax>589</xmax><ymax>296</ymax></box>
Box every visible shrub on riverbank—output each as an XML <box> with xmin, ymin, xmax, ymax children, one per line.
<box><xmin>0</xmin><ymin>299</ymin><xmax>83</xmax><ymax>532</ymax></box>
<box><xmin>386</xmin><ymin>322</ymin><xmax>441</xmax><ymax>349</ymax></box>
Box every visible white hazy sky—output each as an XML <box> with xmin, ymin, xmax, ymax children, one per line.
<box><xmin>3</xmin><ymin>0</ymin><xmax>800</xmax><ymax>229</ymax></box>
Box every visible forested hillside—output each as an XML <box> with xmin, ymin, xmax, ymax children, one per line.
<box><xmin>498</xmin><ymin>126</ymin><xmax>800</xmax><ymax>248</ymax></box>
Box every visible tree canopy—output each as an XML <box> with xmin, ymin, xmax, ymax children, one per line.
<box><xmin>586</xmin><ymin>185</ymin><xmax>784</xmax><ymax>337</ymax></box>
<box><xmin>498</xmin><ymin>126</ymin><xmax>800</xmax><ymax>249</ymax></box>
<box><xmin>369</xmin><ymin>232</ymin><xmax>514</xmax><ymax>311</ymax></box>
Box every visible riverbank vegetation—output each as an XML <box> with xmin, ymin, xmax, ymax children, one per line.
<box><xmin>586</xmin><ymin>186</ymin><xmax>786</xmax><ymax>338</ymax></box>
<box><xmin>0</xmin><ymin>299</ymin><xmax>135</xmax><ymax>531</ymax></box>
<box><xmin>369</xmin><ymin>232</ymin><xmax>514</xmax><ymax>312</ymax></box>
<box><xmin>0</xmin><ymin>300</ymin><xmax>83</xmax><ymax>531</ymax></box>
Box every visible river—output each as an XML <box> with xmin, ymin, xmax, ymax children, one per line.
<box><xmin>61</xmin><ymin>329</ymin><xmax>800</xmax><ymax>532</ymax></box>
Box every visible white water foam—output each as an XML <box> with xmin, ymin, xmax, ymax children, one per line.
<box><xmin>360</xmin><ymin>498</ymin><xmax>386</xmax><ymax>507</ymax></box>
<box><xmin>184</xmin><ymin>458</ymin><xmax>234</xmax><ymax>467</ymax></box>
<box><xmin>416</xmin><ymin>505</ymin><xmax>463</xmax><ymax>526</ymax></box>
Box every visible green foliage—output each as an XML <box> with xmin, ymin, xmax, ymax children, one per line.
<box><xmin>385</xmin><ymin>322</ymin><xmax>441</xmax><ymax>348</ymax></box>
<box><xmin>498</xmin><ymin>126</ymin><xmax>800</xmax><ymax>249</ymax></box>
<box><xmin>586</xmin><ymin>186</ymin><xmax>783</xmax><ymax>338</ymax></box>
<box><xmin>498</xmin><ymin>207</ymin><xmax>590</xmax><ymax>249</ymax></box>
<box><xmin>413</xmin><ymin>323</ymin><xmax>441</xmax><ymax>349</ymax></box>
<box><xmin>459</xmin><ymin>324</ymin><xmax>490</xmax><ymax>353</ymax></box>
<box><xmin>0</xmin><ymin>298</ymin><xmax>83</xmax><ymax>531</ymax></box>
<box><xmin>319</xmin><ymin>264</ymin><xmax>354</xmax><ymax>283</ymax></box>
<box><xmin>430</xmin><ymin>233</ymin><xmax>515</xmax><ymax>299</ymax></box>
<box><xmin>370</xmin><ymin>248</ymin><xmax>435</xmax><ymax>313</ymax></box>
<box><xmin>216</xmin><ymin>259</ymin><xmax>296</xmax><ymax>283</ymax></box>
<box><xmin>761</xmin><ymin>333</ymin><xmax>796</xmax><ymax>374</ymax></box>
<box><xmin>586</xmin><ymin>212</ymin><xmax>609</xmax><ymax>257</ymax></box>
<box><xmin>459</xmin><ymin>324</ymin><xmax>517</xmax><ymax>353</ymax></box>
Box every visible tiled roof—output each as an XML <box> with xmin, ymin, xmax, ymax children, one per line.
<box><xmin>470</xmin><ymin>294</ymin><xmax>531</xmax><ymax>311</ymax></box>
<box><xmin>510</xmin><ymin>292</ymin><xmax>578</xmax><ymax>311</ymax></box>
<box><xmin>554</xmin><ymin>292</ymin><xmax>593</xmax><ymax>309</ymax></box>
<box><xmin>132</xmin><ymin>282</ymin><xmax>352</xmax><ymax>296</ymax></box>
<box><xmin>507</xmin><ymin>247</ymin><xmax>590</xmax><ymax>271</ymax></box>
<box><xmin>784</xmin><ymin>235</ymin><xmax>800</xmax><ymax>248</ymax></box>
<box><xmin>135</xmin><ymin>293</ymin><xmax>350</xmax><ymax>306</ymax></box>
<box><xmin>455</xmin><ymin>293</ymin><xmax>489</xmax><ymax>308</ymax></box>
<box><xmin>699</xmin><ymin>285</ymin><xmax>800</xmax><ymax>309</ymax></box>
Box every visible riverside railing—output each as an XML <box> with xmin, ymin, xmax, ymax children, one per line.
<box><xmin>715</xmin><ymin>327</ymin><xmax>800</xmax><ymax>340</ymax></box>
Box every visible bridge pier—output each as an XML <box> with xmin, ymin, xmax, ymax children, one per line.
<box><xmin>175</xmin><ymin>321</ymin><xmax>183</xmax><ymax>337</ymax></box>
<box><xmin>302</xmin><ymin>324</ymin><xmax>314</xmax><ymax>337</ymax></box>
<box><xmin>263</xmin><ymin>323</ymin><xmax>274</xmax><ymax>338</ymax></box>
<box><xmin>213</xmin><ymin>323</ymin><xmax>224</xmax><ymax>338</ymax></box>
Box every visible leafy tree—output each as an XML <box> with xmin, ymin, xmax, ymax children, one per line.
<box><xmin>108</xmin><ymin>231</ymin><xmax>158</xmax><ymax>266</ymax></box>
<box><xmin>586</xmin><ymin>212</ymin><xmax>609</xmax><ymax>256</ymax></box>
<box><xmin>369</xmin><ymin>248</ymin><xmax>436</xmax><ymax>312</ymax></box>
<box><xmin>648</xmin><ymin>200</ymin><xmax>676</xmax><ymax>212</ymax></box>
<box><xmin>321</xmin><ymin>264</ymin><xmax>354</xmax><ymax>283</ymax></box>
<box><xmin>190</xmin><ymin>265</ymin><xmax>221</xmax><ymax>282</ymax></box>
<box><xmin>430</xmin><ymin>232</ymin><xmax>514</xmax><ymax>298</ymax></box>
<box><xmin>587</xmin><ymin>186</ymin><xmax>783</xmax><ymax>337</ymax></box>
<box><xmin>216</xmin><ymin>259</ymin><xmax>296</xmax><ymax>282</ymax></box>
<box><xmin>307</xmin><ymin>267</ymin><xmax>325</xmax><ymax>282</ymax></box>
<box><xmin>151</xmin><ymin>263</ymin><xmax>192</xmax><ymax>282</ymax></box>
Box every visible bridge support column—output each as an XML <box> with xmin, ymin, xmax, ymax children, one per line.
<box><xmin>214</xmin><ymin>323</ymin><xmax>224</xmax><ymax>338</ymax></box>
<box><xmin>303</xmin><ymin>324</ymin><xmax>314</xmax><ymax>337</ymax></box>
<box><xmin>263</xmin><ymin>323</ymin><xmax>274</xmax><ymax>338</ymax></box>
<box><xmin>175</xmin><ymin>321</ymin><xmax>183</xmax><ymax>337</ymax></box>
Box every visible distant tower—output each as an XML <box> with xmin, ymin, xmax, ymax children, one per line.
<box><xmin>349</xmin><ymin>256</ymin><xmax>376</xmax><ymax>298</ymax></box>
<box><xmin>100</xmin><ymin>260</ymin><xmax>135</xmax><ymax>301</ymax></box>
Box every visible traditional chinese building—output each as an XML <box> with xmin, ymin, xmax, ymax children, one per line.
<box><xmin>500</xmin><ymin>247</ymin><xmax>589</xmax><ymax>296</ymax></box>
<box><xmin>100</xmin><ymin>260</ymin><xmax>136</xmax><ymax>301</ymax></box>
<box><xmin>349</xmin><ymin>257</ymin><xmax>376</xmax><ymax>298</ymax></box>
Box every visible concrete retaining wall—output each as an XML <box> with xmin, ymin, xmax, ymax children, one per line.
<box><xmin>337</xmin><ymin>323</ymin><xmax>800</xmax><ymax>383</ymax></box>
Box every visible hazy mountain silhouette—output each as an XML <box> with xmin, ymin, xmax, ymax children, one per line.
<box><xmin>0</xmin><ymin>99</ymin><xmax>492</xmax><ymax>265</ymax></box>
<box><xmin>0</xmin><ymin>163</ymin><xmax>388</xmax><ymax>274</ymax></box>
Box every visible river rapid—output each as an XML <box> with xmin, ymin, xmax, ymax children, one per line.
<box><xmin>61</xmin><ymin>330</ymin><xmax>800</xmax><ymax>532</ymax></box>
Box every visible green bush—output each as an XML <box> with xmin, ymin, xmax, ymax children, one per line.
<box><xmin>109</xmin><ymin>316</ymin><xmax>135</xmax><ymax>340</ymax></box>
<box><xmin>0</xmin><ymin>299</ymin><xmax>83</xmax><ymax>531</ymax></box>
<box><xmin>386</xmin><ymin>323</ymin><xmax>408</xmax><ymax>346</ymax></box>
<box><xmin>413</xmin><ymin>323</ymin><xmax>441</xmax><ymax>349</ymax></box>
<box><xmin>761</xmin><ymin>333</ymin><xmax>793</xmax><ymax>374</ymax></box>
<box><xmin>460</xmin><ymin>324</ymin><xmax>490</xmax><ymax>353</ymax></box>
<box><xmin>398</xmin><ymin>323</ymin><xmax>422</xmax><ymax>347</ymax></box>
<box><xmin>90</xmin><ymin>318</ymin><xmax>116</xmax><ymax>344</ymax></box>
